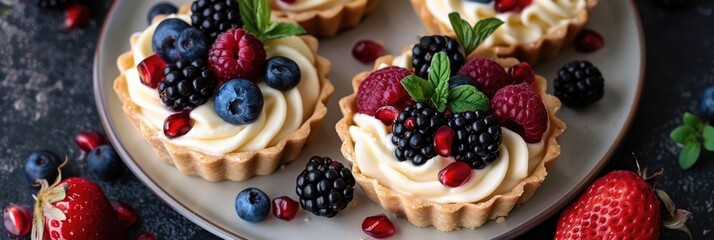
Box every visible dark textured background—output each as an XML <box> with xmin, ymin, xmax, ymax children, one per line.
<box><xmin>1</xmin><ymin>0</ymin><xmax>712</xmax><ymax>239</ymax></box>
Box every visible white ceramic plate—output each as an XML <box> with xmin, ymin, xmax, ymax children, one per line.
<box><xmin>94</xmin><ymin>0</ymin><xmax>644</xmax><ymax>239</ymax></box>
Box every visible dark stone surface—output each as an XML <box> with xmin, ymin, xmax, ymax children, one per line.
<box><xmin>0</xmin><ymin>0</ymin><xmax>711</xmax><ymax>239</ymax></box>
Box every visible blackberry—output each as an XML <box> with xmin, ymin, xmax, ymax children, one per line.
<box><xmin>190</xmin><ymin>0</ymin><xmax>242</xmax><ymax>43</ymax></box>
<box><xmin>391</xmin><ymin>102</ymin><xmax>446</xmax><ymax>165</ymax></box>
<box><xmin>158</xmin><ymin>59</ymin><xmax>217</xmax><ymax>111</ymax></box>
<box><xmin>296</xmin><ymin>156</ymin><xmax>356</xmax><ymax>218</ymax></box>
<box><xmin>448</xmin><ymin>110</ymin><xmax>502</xmax><ymax>169</ymax></box>
<box><xmin>411</xmin><ymin>35</ymin><xmax>465</xmax><ymax>79</ymax></box>
<box><xmin>553</xmin><ymin>60</ymin><xmax>605</xmax><ymax>108</ymax></box>
<box><xmin>36</xmin><ymin>0</ymin><xmax>69</xmax><ymax>9</ymax></box>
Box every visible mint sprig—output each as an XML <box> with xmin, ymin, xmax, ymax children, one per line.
<box><xmin>239</xmin><ymin>0</ymin><xmax>306</xmax><ymax>42</ymax></box>
<box><xmin>448</xmin><ymin>13</ymin><xmax>504</xmax><ymax>55</ymax></box>
<box><xmin>401</xmin><ymin>52</ymin><xmax>489</xmax><ymax>113</ymax></box>
<box><xmin>669</xmin><ymin>112</ymin><xmax>714</xmax><ymax>169</ymax></box>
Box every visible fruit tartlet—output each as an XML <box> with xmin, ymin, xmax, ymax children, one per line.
<box><xmin>113</xmin><ymin>0</ymin><xmax>333</xmax><ymax>181</ymax></box>
<box><xmin>335</xmin><ymin>17</ymin><xmax>565</xmax><ymax>231</ymax></box>
<box><xmin>270</xmin><ymin>0</ymin><xmax>381</xmax><ymax>37</ymax></box>
<box><xmin>410</xmin><ymin>0</ymin><xmax>598</xmax><ymax>63</ymax></box>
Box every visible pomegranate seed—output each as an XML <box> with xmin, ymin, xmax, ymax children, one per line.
<box><xmin>136</xmin><ymin>233</ymin><xmax>157</xmax><ymax>240</ymax></box>
<box><xmin>362</xmin><ymin>214</ymin><xmax>396</xmax><ymax>239</ymax></box>
<box><xmin>508</xmin><ymin>62</ymin><xmax>535</xmax><ymax>85</ymax></box>
<box><xmin>574</xmin><ymin>29</ymin><xmax>605</xmax><ymax>53</ymax></box>
<box><xmin>3</xmin><ymin>204</ymin><xmax>32</xmax><ymax>238</ymax></box>
<box><xmin>272</xmin><ymin>196</ymin><xmax>299</xmax><ymax>221</ymax></box>
<box><xmin>433</xmin><ymin>126</ymin><xmax>454</xmax><ymax>157</ymax></box>
<box><xmin>137</xmin><ymin>54</ymin><xmax>167</xmax><ymax>89</ymax></box>
<box><xmin>111</xmin><ymin>201</ymin><xmax>138</xmax><ymax>228</ymax></box>
<box><xmin>374</xmin><ymin>106</ymin><xmax>399</xmax><ymax>126</ymax></box>
<box><xmin>438</xmin><ymin>162</ymin><xmax>472</xmax><ymax>188</ymax></box>
<box><xmin>495</xmin><ymin>0</ymin><xmax>532</xmax><ymax>13</ymax></box>
<box><xmin>404</xmin><ymin>117</ymin><xmax>416</xmax><ymax>130</ymax></box>
<box><xmin>163</xmin><ymin>111</ymin><xmax>193</xmax><ymax>139</ymax></box>
<box><xmin>352</xmin><ymin>40</ymin><xmax>385</xmax><ymax>64</ymax></box>
<box><xmin>75</xmin><ymin>131</ymin><xmax>106</xmax><ymax>152</ymax></box>
<box><xmin>280</xmin><ymin>0</ymin><xmax>297</xmax><ymax>3</ymax></box>
<box><xmin>63</xmin><ymin>3</ymin><xmax>90</xmax><ymax>30</ymax></box>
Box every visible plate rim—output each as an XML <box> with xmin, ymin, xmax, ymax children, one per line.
<box><xmin>92</xmin><ymin>1</ymin><xmax>646</xmax><ymax>239</ymax></box>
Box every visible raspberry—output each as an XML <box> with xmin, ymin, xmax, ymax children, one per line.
<box><xmin>491</xmin><ymin>83</ymin><xmax>547</xmax><ymax>143</ymax></box>
<box><xmin>208</xmin><ymin>28</ymin><xmax>266</xmax><ymax>85</ymax></box>
<box><xmin>356</xmin><ymin>67</ymin><xmax>414</xmax><ymax>115</ymax></box>
<box><xmin>458</xmin><ymin>57</ymin><xmax>513</xmax><ymax>97</ymax></box>
<box><xmin>553</xmin><ymin>60</ymin><xmax>604</xmax><ymax>107</ymax></box>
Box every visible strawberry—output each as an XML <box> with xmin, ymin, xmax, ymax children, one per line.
<box><xmin>31</xmin><ymin>176</ymin><xmax>123</xmax><ymax>240</ymax></box>
<box><xmin>555</xmin><ymin>166</ymin><xmax>691</xmax><ymax>240</ymax></box>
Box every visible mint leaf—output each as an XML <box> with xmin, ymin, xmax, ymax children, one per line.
<box><xmin>256</xmin><ymin>0</ymin><xmax>271</xmax><ymax>33</ymax></box>
<box><xmin>447</xmin><ymin>85</ymin><xmax>489</xmax><ymax>112</ymax></box>
<box><xmin>472</xmin><ymin>18</ymin><xmax>504</xmax><ymax>48</ymax></box>
<box><xmin>683</xmin><ymin>112</ymin><xmax>703</xmax><ymax>128</ymax></box>
<box><xmin>239</xmin><ymin>0</ymin><xmax>260</xmax><ymax>36</ymax></box>
<box><xmin>239</xmin><ymin>0</ymin><xmax>306</xmax><ymax>42</ymax></box>
<box><xmin>401</xmin><ymin>75</ymin><xmax>434</xmax><ymax>102</ymax></box>
<box><xmin>428</xmin><ymin>52</ymin><xmax>450</xmax><ymax>112</ymax></box>
<box><xmin>679</xmin><ymin>141</ymin><xmax>700</xmax><ymax>170</ymax></box>
<box><xmin>670</xmin><ymin>125</ymin><xmax>697</xmax><ymax>145</ymax></box>
<box><xmin>448</xmin><ymin>12</ymin><xmax>476</xmax><ymax>54</ymax></box>
<box><xmin>265</xmin><ymin>22</ymin><xmax>307</xmax><ymax>41</ymax></box>
<box><xmin>702</xmin><ymin>125</ymin><xmax>714</xmax><ymax>151</ymax></box>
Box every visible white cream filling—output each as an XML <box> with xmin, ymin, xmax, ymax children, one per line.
<box><xmin>273</xmin><ymin>0</ymin><xmax>351</xmax><ymax>12</ymax></box>
<box><xmin>125</xmin><ymin>14</ymin><xmax>320</xmax><ymax>155</ymax></box>
<box><xmin>425</xmin><ymin>0</ymin><xmax>586</xmax><ymax>46</ymax></box>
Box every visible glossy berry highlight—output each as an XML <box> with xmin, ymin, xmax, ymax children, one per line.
<box><xmin>3</xmin><ymin>204</ymin><xmax>32</xmax><ymax>238</ymax></box>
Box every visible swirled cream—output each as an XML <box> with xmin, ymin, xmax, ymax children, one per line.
<box><xmin>426</xmin><ymin>0</ymin><xmax>586</xmax><ymax>46</ymax></box>
<box><xmin>273</xmin><ymin>0</ymin><xmax>350</xmax><ymax>12</ymax></box>
<box><xmin>124</xmin><ymin>14</ymin><xmax>321</xmax><ymax>155</ymax></box>
<box><xmin>349</xmin><ymin>113</ymin><xmax>546</xmax><ymax>204</ymax></box>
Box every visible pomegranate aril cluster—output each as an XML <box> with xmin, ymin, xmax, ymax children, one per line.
<box><xmin>296</xmin><ymin>156</ymin><xmax>355</xmax><ymax>218</ymax></box>
<box><xmin>391</xmin><ymin>102</ymin><xmax>445</xmax><ymax>166</ymax></box>
<box><xmin>448</xmin><ymin>110</ymin><xmax>502</xmax><ymax>169</ymax></box>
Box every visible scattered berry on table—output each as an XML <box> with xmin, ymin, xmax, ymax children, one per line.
<box><xmin>495</xmin><ymin>0</ymin><xmax>532</xmax><ymax>13</ymax></box>
<box><xmin>158</xmin><ymin>59</ymin><xmax>217</xmax><ymax>111</ymax></box>
<box><xmin>208</xmin><ymin>28</ymin><xmax>266</xmax><ymax>84</ymax></box>
<box><xmin>448</xmin><ymin>74</ymin><xmax>476</xmax><ymax>90</ymax></box>
<box><xmin>36</xmin><ymin>0</ymin><xmax>69</xmax><ymax>9</ymax></box>
<box><xmin>391</xmin><ymin>102</ymin><xmax>446</xmax><ymax>166</ymax></box>
<box><xmin>362</xmin><ymin>214</ymin><xmax>396</xmax><ymax>239</ymax></box>
<box><xmin>433</xmin><ymin>126</ymin><xmax>455</xmax><ymax>157</ymax></box>
<box><xmin>152</xmin><ymin>18</ymin><xmax>191</xmax><ymax>64</ymax></box>
<box><xmin>63</xmin><ymin>2</ymin><xmax>91</xmax><ymax>30</ymax></box>
<box><xmin>412</xmin><ymin>35</ymin><xmax>465</xmax><ymax>78</ymax></box>
<box><xmin>191</xmin><ymin>0</ymin><xmax>242</xmax><ymax>43</ymax></box>
<box><xmin>177</xmin><ymin>28</ymin><xmax>209</xmax><ymax>62</ymax></box>
<box><xmin>438</xmin><ymin>161</ymin><xmax>473</xmax><ymax>188</ymax></box>
<box><xmin>264</xmin><ymin>56</ymin><xmax>301</xmax><ymax>91</ymax></box>
<box><xmin>163</xmin><ymin>110</ymin><xmax>194</xmax><ymax>138</ymax></box>
<box><xmin>699</xmin><ymin>86</ymin><xmax>714</xmax><ymax>120</ymax></box>
<box><xmin>574</xmin><ymin>29</ymin><xmax>605</xmax><ymax>53</ymax></box>
<box><xmin>147</xmin><ymin>2</ymin><xmax>178</xmax><ymax>25</ymax></box>
<box><xmin>272</xmin><ymin>196</ymin><xmax>300</xmax><ymax>221</ymax></box>
<box><xmin>296</xmin><ymin>156</ymin><xmax>355</xmax><ymax>218</ymax></box>
<box><xmin>137</xmin><ymin>54</ymin><xmax>168</xmax><ymax>89</ymax></box>
<box><xmin>553</xmin><ymin>60</ymin><xmax>605</xmax><ymax>108</ymax></box>
<box><xmin>23</xmin><ymin>150</ymin><xmax>63</xmax><ymax>185</ymax></box>
<box><xmin>3</xmin><ymin>203</ymin><xmax>32</xmax><ymax>238</ymax></box>
<box><xmin>491</xmin><ymin>83</ymin><xmax>547</xmax><ymax>143</ymax></box>
<box><xmin>458</xmin><ymin>57</ymin><xmax>512</xmax><ymax>97</ymax></box>
<box><xmin>75</xmin><ymin>130</ymin><xmax>106</xmax><ymax>152</ymax></box>
<box><xmin>374</xmin><ymin>106</ymin><xmax>399</xmax><ymax>126</ymax></box>
<box><xmin>448</xmin><ymin>110</ymin><xmax>502</xmax><ymax>169</ymax></box>
<box><xmin>352</xmin><ymin>40</ymin><xmax>384</xmax><ymax>64</ymax></box>
<box><xmin>356</xmin><ymin>66</ymin><xmax>414</xmax><ymax>115</ymax></box>
<box><xmin>508</xmin><ymin>62</ymin><xmax>535</xmax><ymax>85</ymax></box>
<box><xmin>214</xmin><ymin>79</ymin><xmax>264</xmax><ymax>125</ymax></box>
<box><xmin>86</xmin><ymin>144</ymin><xmax>122</xmax><ymax>180</ymax></box>
<box><xmin>136</xmin><ymin>233</ymin><xmax>158</xmax><ymax>240</ymax></box>
<box><xmin>111</xmin><ymin>201</ymin><xmax>138</xmax><ymax>228</ymax></box>
<box><xmin>235</xmin><ymin>188</ymin><xmax>271</xmax><ymax>222</ymax></box>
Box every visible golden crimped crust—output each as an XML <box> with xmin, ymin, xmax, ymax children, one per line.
<box><xmin>409</xmin><ymin>0</ymin><xmax>598</xmax><ymax>64</ymax></box>
<box><xmin>335</xmin><ymin>53</ymin><xmax>566</xmax><ymax>231</ymax></box>
<box><xmin>269</xmin><ymin>0</ymin><xmax>381</xmax><ymax>37</ymax></box>
<box><xmin>113</xmin><ymin>6</ymin><xmax>334</xmax><ymax>182</ymax></box>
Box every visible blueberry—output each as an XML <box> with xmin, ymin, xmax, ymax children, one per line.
<box><xmin>700</xmin><ymin>86</ymin><xmax>714</xmax><ymax>120</ymax></box>
<box><xmin>235</xmin><ymin>188</ymin><xmax>270</xmax><ymax>222</ymax></box>
<box><xmin>147</xmin><ymin>2</ymin><xmax>178</xmax><ymax>25</ymax></box>
<box><xmin>448</xmin><ymin>74</ymin><xmax>476</xmax><ymax>90</ymax></box>
<box><xmin>23</xmin><ymin>150</ymin><xmax>62</xmax><ymax>185</ymax></box>
<box><xmin>86</xmin><ymin>145</ymin><xmax>122</xmax><ymax>180</ymax></box>
<box><xmin>215</xmin><ymin>79</ymin><xmax>264</xmax><ymax>125</ymax></box>
<box><xmin>177</xmin><ymin>28</ymin><xmax>208</xmax><ymax>62</ymax></box>
<box><xmin>152</xmin><ymin>18</ymin><xmax>190</xmax><ymax>64</ymax></box>
<box><xmin>264</xmin><ymin>56</ymin><xmax>301</xmax><ymax>91</ymax></box>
